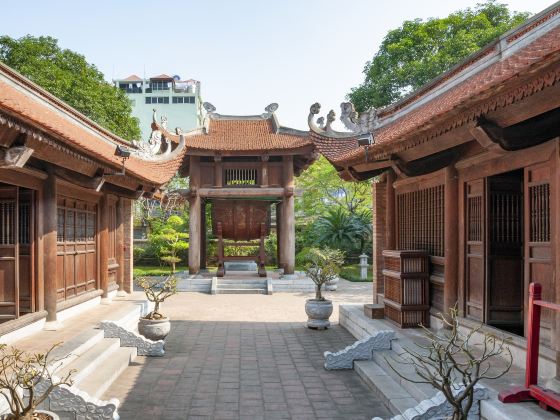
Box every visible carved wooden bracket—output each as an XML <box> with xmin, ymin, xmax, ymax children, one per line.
<box><xmin>0</xmin><ymin>146</ymin><xmax>33</xmax><ymax>168</ymax></box>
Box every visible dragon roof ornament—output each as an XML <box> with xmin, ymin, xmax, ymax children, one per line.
<box><xmin>131</xmin><ymin>109</ymin><xmax>185</xmax><ymax>161</ymax></box>
<box><xmin>308</xmin><ymin>102</ymin><xmax>378</xmax><ymax>139</ymax></box>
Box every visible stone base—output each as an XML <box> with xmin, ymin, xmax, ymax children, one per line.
<box><xmin>545</xmin><ymin>377</ymin><xmax>560</xmax><ymax>393</ymax></box>
<box><xmin>224</xmin><ymin>261</ymin><xmax>257</xmax><ymax>271</ymax></box>
<box><xmin>43</xmin><ymin>320</ymin><xmax>63</xmax><ymax>331</ymax></box>
<box><xmin>307</xmin><ymin>319</ymin><xmax>330</xmax><ymax>329</ymax></box>
<box><xmin>364</xmin><ymin>303</ymin><xmax>384</xmax><ymax>319</ymax></box>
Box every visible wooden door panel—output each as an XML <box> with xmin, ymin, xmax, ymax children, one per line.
<box><xmin>0</xmin><ymin>186</ymin><xmax>17</xmax><ymax>322</ymax></box>
<box><xmin>18</xmin><ymin>190</ymin><xmax>33</xmax><ymax>313</ymax></box>
<box><xmin>465</xmin><ymin>179</ymin><xmax>485</xmax><ymax>321</ymax></box>
<box><xmin>525</xmin><ymin>163</ymin><xmax>553</xmax><ymax>334</ymax></box>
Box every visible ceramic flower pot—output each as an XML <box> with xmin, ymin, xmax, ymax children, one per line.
<box><xmin>305</xmin><ymin>299</ymin><xmax>333</xmax><ymax>329</ymax></box>
<box><xmin>1</xmin><ymin>410</ymin><xmax>60</xmax><ymax>420</ymax></box>
<box><xmin>138</xmin><ymin>317</ymin><xmax>171</xmax><ymax>341</ymax></box>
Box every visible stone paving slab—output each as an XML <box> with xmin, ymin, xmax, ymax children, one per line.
<box><xmin>104</xmin><ymin>280</ymin><xmax>390</xmax><ymax>419</ymax></box>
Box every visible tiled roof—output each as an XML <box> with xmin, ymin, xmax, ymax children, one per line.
<box><xmin>322</xmin><ymin>7</ymin><xmax>560</xmax><ymax>168</ymax></box>
<box><xmin>309</xmin><ymin>132</ymin><xmax>359</xmax><ymax>167</ymax></box>
<box><xmin>150</xmin><ymin>73</ymin><xmax>173</xmax><ymax>80</ymax></box>
<box><xmin>0</xmin><ymin>64</ymin><xmax>184</xmax><ymax>187</ymax></box>
<box><xmin>122</xmin><ymin>74</ymin><xmax>142</xmax><ymax>82</ymax></box>
<box><xmin>178</xmin><ymin>116</ymin><xmax>313</xmax><ymax>153</ymax></box>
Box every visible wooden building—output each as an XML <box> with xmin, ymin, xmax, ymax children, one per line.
<box><xmin>311</xmin><ymin>4</ymin><xmax>560</xmax><ymax>380</ymax></box>
<box><xmin>149</xmin><ymin>103</ymin><xmax>316</xmax><ymax>275</ymax></box>
<box><xmin>0</xmin><ymin>62</ymin><xmax>185</xmax><ymax>336</ymax></box>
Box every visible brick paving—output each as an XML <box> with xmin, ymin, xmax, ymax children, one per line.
<box><xmin>105</xmin><ymin>280</ymin><xmax>391</xmax><ymax>419</ymax></box>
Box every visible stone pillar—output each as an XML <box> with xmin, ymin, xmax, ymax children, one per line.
<box><xmin>276</xmin><ymin>203</ymin><xmax>283</xmax><ymax>269</ymax></box>
<box><xmin>444</xmin><ymin>166</ymin><xmax>459</xmax><ymax>316</ymax></box>
<box><xmin>115</xmin><ymin>197</ymin><xmax>127</xmax><ymax>297</ymax></box>
<box><xmin>122</xmin><ymin>198</ymin><xmax>134</xmax><ymax>293</ymax></box>
<box><xmin>43</xmin><ymin>169</ymin><xmax>59</xmax><ymax>329</ymax></box>
<box><xmin>385</xmin><ymin>169</ymin><xmax>396</xmax><ymax>250</ymax></box>
<box><xmin>99</xmin><ymin>194</ymin><xmax>110</xmax><ymax>303</ymax></box>
<box><xmin>189</xmin><ymin>156</ymin><xmax>201</xmax><ymax>274</ymax></box>
<box><xmin>372</xmin><ymin>177</ymin><xmax>387</xmax><ymax>301</ymax></box>
<box><xmin>282</xmin><ymin>156</ymin><xmax>295</xmax><ymax>275</ymax></box>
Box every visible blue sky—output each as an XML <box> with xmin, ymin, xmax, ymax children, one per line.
<box><xmin>1</xmin><ymin>0</ymin><xmax>554</xmax><ymax>131</ymax></box>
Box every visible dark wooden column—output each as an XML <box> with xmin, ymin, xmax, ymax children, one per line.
<box><xmin>200</xmin><ymin>201</ymin><xmax>207</xmax><ymax>270</ymax></box>
<box><xmin>261</xmin><ymin>155</ymin><xmax>269</xmax><ymax>187</ymax></box>
<box><xmin>116</xmin><ymin>197</ymin><xmax>125</xmax><ymax>293</ymax></box>
<box><xmin>189</xmin><ymin>156</ymin><xmax>201</xmax><ymax>274</ymax></box>
<box><xmin>282</xmin><ymin>156</ymin><xmax>295</xmax><ymax>274</ymax></box>
<box><xmin>444</xmin><ymin>166</ymin><xmax>459</xmax><ymax>316</ymax></box>
<box><xmin>385</xmin><ymin>169</ymin><xmax>396</xmax><ymax>250</ymax></box>
<box><xmin>99</xmin><ymin>194</ymin><xmax>109</xmax><ymax>300</ymax></box>
<box><xmin>214</xmin><ymin>155</ymin><xmax>222</xmax><ymax>187</ymax></box>
<box><xmin>43</xmin><ymin>169</ymin><xmax>58</xmax><ymax>324</ymax></box>
<box><xmin>276</xmin><ymin>203</ymin><xmax>283</xmax><ymax>268</ymax></box>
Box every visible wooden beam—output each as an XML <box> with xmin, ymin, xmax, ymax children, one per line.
<box><xmin>0</xmin><ymin>146</ymin><xmax>33</xmax><ymax>168</ymax></box>
<box><xmin>53</xmin><ymin>167</ymin><xmax>105</xmax><ymax>190</ymax></box>
<box><xmin>101</xmin><ymin>183</ymin><xmax>145</xmax><ymax>199</ymax></box>
<box><xmin>196</xmin><ymin>187</ymin><xmax>302</xmax><ymax>198</ymax></box>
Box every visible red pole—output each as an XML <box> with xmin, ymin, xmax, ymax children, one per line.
<box><xmin>525</xmin><ymin>282</ymin><xmax>542</xmax><ymax>388</ymax></box>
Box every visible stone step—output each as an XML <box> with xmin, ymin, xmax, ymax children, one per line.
<box><xmin>58</xmin><ymin>338</ymin><xmax>121</xmax><ymax>387</ymax></box>
<box><xmin>217</xmin><ymin>279</ymin><xmax>266</xmax><ymax>285</ymax></box>
<box><xmin>77</xmin><ymin>346</ymin><xmax>137</xmax><ymax>400</ymax></box>
<box><xmin>355</xmin><ymin>360</ymin><xmax>418</xmax><ymax>416</ymax></box>
<box><xmin>217</xmin><ymin>283</ymin><xmax>266</xmax><ymax>289</ymax></box>
<box><xmin>216</xmin><ymin>288</ymin><xmax>267</xmax><ymax>294</ymax></box>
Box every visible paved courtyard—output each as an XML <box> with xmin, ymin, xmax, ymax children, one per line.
<box><xmin>104</xmin><ymin>280</ymin><xmax>391</xmax><ymax>419</ymax></box>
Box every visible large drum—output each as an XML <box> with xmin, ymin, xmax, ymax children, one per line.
<box><xmin>211</xmin><ymin>200</ymin><xmax>271</xmax><ymax>241</ymax></box>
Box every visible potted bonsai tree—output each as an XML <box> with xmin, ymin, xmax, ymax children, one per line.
<box><xmin>302</xmin><ymin>247</ymin><xmax>345</xmax><ymax>329</ymax></box>
<box><xmin>0</xmin><ymin>343</ymin><xmax>74</xmax><ymax>420</ymax></box>
<box><xmin>136</xmin><ymin>275</ymin><xmax>178</xmax><ymax>341</ymax></box>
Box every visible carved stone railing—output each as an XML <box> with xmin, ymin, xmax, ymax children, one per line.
<box><xmin>371</xmin><ymin>384</ymin><xmax>489</xmax><ymax>420</ymax></box>
<box><xmin>99</xmin><ymin>321</ymin><xmax>165</xmax><ymax>357</ymax></box>
<box><xmin>324</xmin><ymin>331</ymin><xmax>395</xmax><ymax>370</ymax></box>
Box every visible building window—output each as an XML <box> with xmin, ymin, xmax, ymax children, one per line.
<box><xmin>150</xmin><ymin>81</ymin><xmax>170</xmax><ymax>91</ymax></box>
<box><xmin>146</xmin><ymin>97</ymin><xmax>170</xmax><ymax>104</ymax></box>
<box><xmin>172</xmin><ymin>96</ymin><xmax>195</xmax><ymax>104</ymax></box>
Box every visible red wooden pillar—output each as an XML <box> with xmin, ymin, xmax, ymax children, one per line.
<box><xmin>444</xmin><ymin>166</ymin><xmax>459</xmax><ymax>315</ymax></box>
<box><xmin>386</xmin><ymin>169</ymin><xmax>396</xmax><ymax>250</ymax></box>
<box><xmin>526</xmin><ymin>283</ymin><xmax>542</xmax><ymax>388</ymax></box>
<box><xmin>99</xmin><ymin>194</ymin><xmax>109</xmax><ymax>300</ymax></box>
<box><xmin>282</xmin><ymin>156</ymin><xmax>295</xmax><ymax>274</ymax></box>
<box><xmin>43</xmin><ymin>169</ymin><xmax>58</xmax><ymax>325</ymax></box>
<box><xmin>200</xmin><ymin>201</ymin><xmax>207</xmax><ymax>270</ymax></box>
<box><xmin>276</xmin><ymin>203</ymin><xmax>283</xmax><ymax>268</ymax></box>
<box><xmin>189</xmin><ymin>156</ymin><xmax>201</xmax><ymax>274</ymax></box>
<box><xmin>116</xmin><ymin>197</ymin><xmax>125</xmax><ymax>294</ymax></box>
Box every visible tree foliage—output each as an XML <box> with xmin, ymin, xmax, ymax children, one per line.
<box><xmin>300</xmin><ymin>247</ymin><xmax>345</xmax><ymax>300</ymax></box>
<box><xmin>148</xmin><ymin>215</ymin><xmax>189</xmax><ymax>273</ymax></box>
<box><xmin>0</xmin><ymin>35</ymin><xmax>141</xmax><ymax>140</ymax></box>
<box><xmin>349</xmin><ymin>1</ymin><xmax>530</xmax><ymax>111</ymax></box>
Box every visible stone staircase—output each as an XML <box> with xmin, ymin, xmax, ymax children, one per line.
<box><xmin>339</xmin><ymin>304</ymin><xmax>559</xmax><ymax>420</ymax></box>
<box><xmin>0</xmin><ymin>300</ymin><xmax>150</xmax><ymax>419</ymax></box>
<box><xmin>214</xmin><ymin>278</ymin><xmax>269</xmax><ymax>294</ymax></box>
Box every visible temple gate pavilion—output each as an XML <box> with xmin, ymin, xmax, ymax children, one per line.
<box><xmin>149</xmin><ymin>103</ymin><xmax>317</xmax><ymax>276</ymax></box>
<box><xmin>311</xmin><ymin>4</ymin><xmax>560</xmax><ymax>387</ymax></box>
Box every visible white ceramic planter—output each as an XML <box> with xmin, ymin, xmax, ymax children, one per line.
<box><xmin>138</xmin><ymin>317</ymin><xmax>171</xmax><ymax>341</ymax></box>
<box><xmin>1</xmin><ymin>410</ymin><xmax>59</xmax><ymax>420</ymax></box>
<box><xmin>305</xmin><ymin>299</ymin><xmax>333</xmax><ymax>329</ymax></box>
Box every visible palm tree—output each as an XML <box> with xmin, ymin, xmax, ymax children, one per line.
<box><xmin>314</xmin><ymin>208</ymin><xmax>373</xmax><ymax>254</ymax></box>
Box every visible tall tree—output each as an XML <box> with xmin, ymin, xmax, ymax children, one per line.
<box><xmin>349</xmin><ymin>1</ymin><xmax>530</xmax><ymax>111</ymax></box>
<box><xmin>0</xmin><ymin>35</ymin><xmax>141</xmax><ymax>140</ymax></box>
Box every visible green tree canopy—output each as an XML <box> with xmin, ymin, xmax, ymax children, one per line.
<box><xmin>349</xmin><ymin>1</ymin><xmax>530</xmax><ymax>111</ymax></box>
<box><xmin>0</xmin><ymin>35</ymin><xmax>141</xmax><ymax>140</ymax></box>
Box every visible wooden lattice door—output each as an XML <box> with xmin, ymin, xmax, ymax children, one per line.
<box><xmin>486</xmin><ymin>173</ymin><xmax>524</xmax><ymax>333</ymax></box>
<box><xmin>18</xmin><ymin>190</ymin><xmax>34</xmax><ymax>314</ymax></box>
<box><xmin>465</xmin><ymin>179</ymin><xmax>485</xmax><ymax>322</ymax></box>
<box><xmin>524</xmin><ymin>163</ymin><xmax>553</xmax><ymax>338</ymax></box>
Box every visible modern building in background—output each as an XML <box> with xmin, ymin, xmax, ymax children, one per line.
<box><xmin>113</xmin><ymin>74</ymin><xmax>203</xmax><ymax>140</ymax></box>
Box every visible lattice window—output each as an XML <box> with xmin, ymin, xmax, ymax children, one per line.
<box><xmin>396</xmin><ymin>185</ymin><xmax>444</xmax><ymax>256</ymax></box>
<box><xmin>18</xmin><ymin>202</ymin><xmax>30</xmax><ymax>245</ymax></box>
<box><xmin>467</xmin><ymin>195</ymin><xmax>483</xmax><ymax>242</ymax></box>
<box><xmin>490</xmin><ymin>191</ymin><xmax>522</xmax><ymax>244</ymax></box>
<box><xmin>65</xmin><ymin>210</ymin><xmax>75</xmax><ymax>242</ymax></box>
<box><xmin>57</xmin><ymin>209</ymin><xmax>65</xmax><ymax>242</ymax></box>
<box><xmin>76</xmin><ymin>212</ymin><xmax>87</xmax><ymax>242</ymax></box>
<box><xmin>0</xmin><ymin>200</ymin><xmax>16</xmax><ymax>245</ymax></box>
<box><xmin>529</xmin><ymin>183</ymin><xmax>550</xmax><ymax>243</ymax></box>
<box><xmin>86</xmin><ymin>212</ymin><xmax>96</xmax><ymax>242</ymax></box>
<box><xmin>225</xmin><ymin>168</ymin><xmax>258</xmax><ymax>186</ymax></box>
